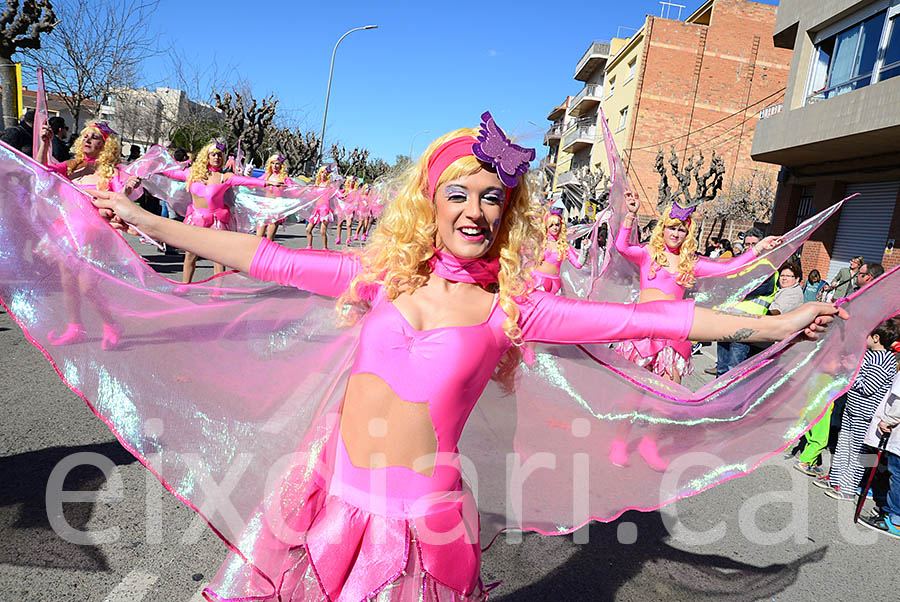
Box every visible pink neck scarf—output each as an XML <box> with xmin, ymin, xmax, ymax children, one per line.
<box><xmin>429</xmin><ymin>249</ymin><xmax>499</xmax><ymax>285</ymax></box>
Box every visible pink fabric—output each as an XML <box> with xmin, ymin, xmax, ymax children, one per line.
<box><xmin>543</xmin><ymin>244</ymin><xmax>583</xmax><ymax>270</ymax></box>
<box><xmin>162</xmin><ymin>169</ymin><xmax>265</xmax><ymax>216</ymax></box>
<box><xmin>184</xmin><ymin>205</ymin><xmax>232</xmax><ymax>230</ymax></box>
<box><xmin>614</xmin><ymin>339</ymin><xmax>694</xmax><ymax>379</ymax></box>
<box><xmin>614</xmin><ymin>224</ymin><xmax>757</xmax><ymax>299</ymax></box>
<box><xmin>532</xmin><ymin>270</ymin><xmax>561</xmax><ymax>294</ymax></box>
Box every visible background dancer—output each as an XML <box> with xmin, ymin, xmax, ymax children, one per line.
<box><xmin>306</xmin><ymin>165</ymin><xmax>336</xmax><ymax>249</ymax></box>
<box><xmin>353</xmin><ymin>182</ymin><xmax>374</xmax><ymax>242</ymax></box>
<box><xmin>160</xmin><ymin>140</ymin><xmax>269</xmax><ymax>283</ymax></box>
<box><xmin>532</xmin><ymin>206</ymin><xmax>582</xmax><ymax>294</ymax></box>
<box><xmin>36</xmin><ymin>121</ymin><xmax>142</xmax><ymax>349</ymax></box>
<box><xmin>334</xmin><ymin>175</ymin><xmax>359</xmax><ymax>245</ymax></box>
<box><xmin>255</xmin><ymin>153</ymin><xmax>293</xmax><ymax>241</ymax></box>
<box><xmin>87</xmin><ymin>113</ymin><xmax>844</xmax><ymax>601</ymax></box>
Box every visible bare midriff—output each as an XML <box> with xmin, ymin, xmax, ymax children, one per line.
<box><xmin>638</xmin><ymin>287</ymin><xmax>677</xmax><ymax>303</ymax></box>
<box><xmin>339</xmin><ymin>372</ymin><xmax>438</xmax><ymax>476</ymax></box>
<box><xmin>534</xmin><ymin>260</ymin><xmax>560</xmax><ymax>276</ymax></box>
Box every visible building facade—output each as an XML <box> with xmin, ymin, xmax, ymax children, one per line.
<box><xmin>752</xmin><ymin>0</ymin><xmax>900</xmax><ymax>278</ymax></box>
<box><xmin>544</xmin><ymin>0</ymin><xmax>791</xmax><ymax>241</ymax></box>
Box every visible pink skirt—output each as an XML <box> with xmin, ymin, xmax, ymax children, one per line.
<box><xmin>614</xmin><ymin>338</ymin><xmax>694</xmax><ymax>380</ymax></box>
<box><xmin>532</xmin><ymin>271</ymin><xmax>561</xmax><ymax>294</ymax></box>
<box><xmin>185</xmin><ymin>206</ymin><xmax>232</xmax><ymax>230</ymax></box>
<box><xmin>309</xmin><ymin>202</ymin><xmax>334</xmax><ymax>225</ymax></box>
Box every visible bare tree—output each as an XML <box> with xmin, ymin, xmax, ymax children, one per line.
<box><xmin>265</xmin><ymin>125</ymin><xmax>319</xmax><ymax>177</ymax></box>
<box><xmin>329</xmin><ymin>143</ymin><xmax>372</xmax><ymax>179</ymax></box>
<box><xmin>214</xmin><ymin>89</ymin><xmax>277</xmax><ymax>166</ymax></box>
<box><xmin>1</xmin><ymin>0</ymin><xmax>56</xmax><ymax>128</ymax></box>
<box><xmin>654</xmin><ymin>146</ymin><xmax>725</xmax><ymax>213</ymax></box>
<box><xmin>705</xmin><ymin>170</ymin><xmax>775</xmax><ymax>230</ymax></box>
<box><xmin>22</xmin><ymin>0</ymin><xmax>161</xmax><ymax>131</ymax></box>
<box><xmin>560</xmin><ymin>165</ymin><xmax>610</xmax><ymax>215</ymax></box>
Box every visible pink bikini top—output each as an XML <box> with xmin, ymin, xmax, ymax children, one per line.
<box><xmin>47</xmin><ymin>161</ymin><xmax>143</xmax><ymax>200</ymax></box>
<box><xmin>615</xmin><ymin>224</ymin><xmax>757</xmax><ymax>299</ymax></box>
<box><xmin>543</xmin><ymin>237</ymin><xmax>583</xmax><ymax>269</ymax></box>
<box><xmin>162</xmin><ymin>168</ymin><xmax>265</xmax><ymax>213</ymax></box>
<box><xmin>249</xmin><ymin>238</ymin><xmax>695</xmax><ymax>480</ymax></box>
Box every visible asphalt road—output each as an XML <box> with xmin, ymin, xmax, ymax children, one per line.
<box><xmin>1</xmin><ymin>223</ymin><xmax>896</xmax><ymax>601</ymax></box>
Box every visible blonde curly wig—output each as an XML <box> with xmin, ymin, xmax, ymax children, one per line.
<box><xmin>648</xmin><ymin>205</ymin><xmax>699</xmax><ymax>288</ymax></box>
<box><xmin>315</xmin><ymin>165</ymin><xmax>334</xmax><ymax>186</ymax></box>
<box><xmin>264</xmin><ymin>154</ymin><xmax>288</xmax><ymax>183</ymax></box>
<box><xmin>188</xmin><ymin>141</ymin><xmax>226</xmax><ymax>185</ymax></box>
<box><xmin>66</xmin><ymin>123</ymin><xmax>121</xmax><ymax>190</ymax></box>
<box><xmin>337</xmin><ymin>127</ymin><xmax>542</xmax><ymax>349</ymax></box>
<box><xmin>542</xmin><ymin>211</ymin><xmax>569</xmax><ymax>262</ymax></box>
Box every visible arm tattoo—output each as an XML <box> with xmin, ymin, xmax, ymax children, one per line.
<box><xmin>714</xmin><ymin>309</ymin><xmax>762</xmax><ymax>319</ymax></box>
<box><xmin>722</xmin><ymin>328</ymin><xmax>757</xmax><ymax>342</ymax></box>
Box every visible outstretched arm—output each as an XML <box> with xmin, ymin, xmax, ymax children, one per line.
<box><xmin>693</xmin><ymin>236</ymin><xmax>783</xmax><ymax>277</ymax></box>
<box><xmin>226</xmin><ymin>174</ymin><xmax>269</xmax><ymax>188</ymax></box>
<box><xmin>567</xmin><ymin>246</ymin><xmax>584</xmax><ymax>269</ymax></box>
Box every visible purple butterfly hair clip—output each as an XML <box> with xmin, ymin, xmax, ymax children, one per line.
<box><xmin>549</xmin><ymin>206</ymin><xmax>564</xmax><ymax>216</ymax></box>
<box><xmin>212</xmin><ymin>139</ymin><xmax>226</xmax><ymax>152</ymax></box>
<box><xmin>276</xmin><ymin>154</ymin><xmax>285</xmax><ymax>163</ymax></box>
<box><xmin>472</xmin><ymin>111</ymin><xmax>536</xmax><ymax>188</ymax></box>
<box><xmin>93</xmin><ymin>121</ymin><xmax>117</xmax><ymax>138</ymax></box>
<box><xmin>669</xmin><ymin>200</ymin><xmax>697</xmax><ymax>221</ymax></box>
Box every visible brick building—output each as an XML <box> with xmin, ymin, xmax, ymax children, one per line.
<box><xmin>547</xmin><ymin>0</ymin><xmax>792</xmax><ymax>242</ymax></box>
<box><xmin>752</xmin><ymin>0</ymin><xmax>900</xmax><ymax>278</ymax></box>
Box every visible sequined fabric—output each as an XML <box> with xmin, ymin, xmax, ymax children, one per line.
<box><xmin>614</xmin><ymin>340</ymin><xmax>694</xmax><ymax>380</ymax></box>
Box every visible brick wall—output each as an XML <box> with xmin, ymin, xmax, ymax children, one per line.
<box><xmin>623</xmin><ymin>0</ymin><xmax>791</xmax><ymax>225</ymax></box>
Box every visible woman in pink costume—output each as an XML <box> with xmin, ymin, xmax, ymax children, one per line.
<box><xmin>36</xmin><ymin>121</ymin><xmax>142</xmax><ymax>349</ymax></box>
<box><xmin>354</xmin><ymin>182</ymin><xmax>376</xmax><ymax>242</ymax></box>
<box><xmin>334</xmin><ymin>175</ymin><xmax>359</xmax><ymax>245</ymax></box>
<box><xmin>90</xmin><ymin>112</ymin><xmax>842</xmax><ymax>601</ymax></box>
<box><xmin>532</xmin><ymin>206</ymin><xmax>583</xmax><ymax>294</ymax></box>
<box><xmin>161</xmin><ymin>139</ymin><xmax>269</xmax><ymax>283</ymax></box>
<box><xmin>614</xmin><ymin>193</ymin><xmax>782</xmax><ymax>383</ymax></box>
<box><xmin>306</xmin><ymin>165</ymin><xmax>336</xmax><ymax>249</ymax></box>
<box><xmin>255</xmin><ymin>153</ymin><xmax>294</xmax><ymax>241</ymax></box>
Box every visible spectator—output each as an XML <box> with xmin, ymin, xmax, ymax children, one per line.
<box><xmin>861</xmin><ymin>365</ymin><xmax>900</xmax><ymax>537</ymax></box>
<box><xmin>768</xmin><ymin>263</ymin><xmax>804</xmax><ymax>315</ymax></box>
<box><xmin>708</xmin><ymin>228</ymin><xmax>777</xmax><ymax>376</ymax></box>
<box><xmin>823</xmin><ymin>256</ymin><xmax>862</xmax><ymax>300</ymax></box>
<box><xmin>855</xmin><ymin>261</ymin><xmax>884</xmax><ymax>293</ymax></box>
<box><xmin>816</xmin><ymin>319</ymin><xmax>899</xmax><ymax>500</ymax></box>
<box><xmin>718</xmin><ymin>239</ymin><xmax>734</xmax><ymax>259</ymax></box>
<box><xmin>708</xmin><ymin>237</ymin><xmax>721</xmax><ymax>258</ymax></box>
<box><xmin>173</xmin><ymin>148</ymin><xmax>189</xmax><ymax>163</ymax></box>
<box><xmin>733</xmin><ymin>241</ymin><xmax>745</xmax><ymax>255</ymax></box>
<box><xmin>803</xmin><ymin>269</ymin><xmax>825</xmax><ymax>303</ymax></box>
<box><xmin>127</xmin><ymin>144</ymin><xmax>141</xmax><ymax>162</ymax></box>
<box><xmin>0</xmin><ymin>109</ymin><xmax>36</xmax><ymax>155</ymax></box>
<box><xmin>47</xmin><ymin>116</ymin><xmax>71</xmax><ymax>162</ymax></box>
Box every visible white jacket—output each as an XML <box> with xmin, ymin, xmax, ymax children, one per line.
<box><xmin>865</xmin><ymin>371</ymin><xmax>900</xmax><ymax>456</ymax></box>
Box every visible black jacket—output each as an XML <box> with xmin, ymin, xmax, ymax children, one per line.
<box><xmin>0</xmin><ymin>120</ymin><xmax>34</xmax><ymax>155</ymax></box>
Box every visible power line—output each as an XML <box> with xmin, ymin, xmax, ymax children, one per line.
<box><xmin>627</xmin><ymin>87</ymin><xmax>786</xmax><ymax>152</ymax></box>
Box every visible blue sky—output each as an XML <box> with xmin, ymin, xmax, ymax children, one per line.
<box><xmin>144</xmin><ymin>0</ymin><xmax>778</xmax><ymax>164</ymax></box>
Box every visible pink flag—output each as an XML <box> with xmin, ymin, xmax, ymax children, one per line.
<box><xmin>32</xmin><ymin>67</ymin><xmax>57</xmax><ymax>164</ymax></box>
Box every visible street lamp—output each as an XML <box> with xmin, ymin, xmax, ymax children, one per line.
<box><xmin>318</xmin><ymin>25</ymin><xmax>379</xmax><ymax>166</ymax></box>
<box><xmin>408</xmin><ymin>129</ymin><xmax>430</xmax><ymax>161</ymax></box>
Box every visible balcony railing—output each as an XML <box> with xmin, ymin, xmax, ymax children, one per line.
<box><xmin>544</xmin><ymin>121</ymin><xmax>564</xmax><ymax>140</ymax></box>
<box><xmin>575</xmin><ymin>40</ymin><xmax>611</xmax><ymax>81</ymax></box>
<box><xmin>561</xmin><ymin>124</ymin><xmax>597</xmax><ymax>152</ymax></box>
<box><xmin>556</xmin><ymin>170</ymin><xmax>577</xmax><ymax>186</ymax></box>
<box><xmin>806</xmin><ymin>73</ymin><xmax>873</xmax><ymax>105</ymax></box>
<box><xmin>569</xmin><ymin>84</ymin><xmax>603</xmax><ymax>115</ymax></box>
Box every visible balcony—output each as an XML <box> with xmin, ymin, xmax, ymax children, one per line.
<box><xmin>543</xmin><ymin>122</ymin><xmax>564</xmax><ymax>145</ymax></box>
<box><xmin>568</xmin><ymin>84</ymin><xmax>603</xmax><ymax>117</ymax></box>
<box><xmin>556</xmin><ymin>170</ymin><xmax>577</xmax><ymax>187</ymax></box>
<box><xmin>547</xmin><ymin>104</ymin><xmax>566</xmax><ymax>121</ymax></box>
<box><xmin>561</xmin><ymin>122</ymin><xmax>597</xmax><ymax>153</ymax></box>
<box><xmin>574</xmin><ymin>40</ymin><xmax>611</xmax><ymax>81</ymax></box>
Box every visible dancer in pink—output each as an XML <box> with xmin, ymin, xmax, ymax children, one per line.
<box><xmin>36</xmin><ymin>121</ymin><xmax>142</xmax><ymax>349</ymax></box>
<box><xmin>87</xmin><ymin>112</ymin><xmax>843</xmax><ymax>601</ymax></box>
<box><xmin>334</xmin><ymin>175</ymin><xmax>359</xmax><ymax>245</ymax></box>
<box><xmin>255</xmin><ymin>153</ymin><xmax>294</xmax><ymax>241</ymax></box>
<box><xmin>306</xmin><ymin>165</ymin><xmax>336</xmax><ymax>249</ymax></box>
<box><xmin>532</xmin><ymin>206</ymin><xmax>583</xmax><ymax>294</ymax></box>
<box><xmin>160</xmin><ymin>139</ymin><xmax>269</xmax><ymax>282</ymax></box>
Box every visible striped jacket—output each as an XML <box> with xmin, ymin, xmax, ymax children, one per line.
<box><xmin>847</xmin><ymin>349</ymin><xmax>898</xmax><ymax>417</ymax></box>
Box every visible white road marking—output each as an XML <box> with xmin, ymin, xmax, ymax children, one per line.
<box><xmin>103</xmin><ymin>569</ymin><xmax>159</xmax><ymax>601</ymax></box>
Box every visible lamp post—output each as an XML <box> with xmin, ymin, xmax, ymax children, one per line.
<box><xmin>318</xmin><ymin>25</ymin><xmax>378</xmax><ymax>166</ymax></box>
<box><xmin>408</xmin><ymin>129</ymin><xmax>430</xmax><ymax>161</ymax></box>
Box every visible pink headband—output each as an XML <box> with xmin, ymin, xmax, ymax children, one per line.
<box><xmin>427</xmin><ymin>136</ymin><xmax>478</xmax><ymax>199</ymax></box>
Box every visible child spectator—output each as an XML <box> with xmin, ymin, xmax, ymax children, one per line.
<box><xmin>861</xmin><ymin>366</ymin><xmax>900</xmax><ymax>537</ymax></box>
<box><xmin>803</xmin><ymin>269</ymin><xmax>825</xmax><ymax>303</ymax></box>
<box><xmin>817</xmin><ymin>319</ymin><xmax>899</xmax><ymax>500</ymax></box>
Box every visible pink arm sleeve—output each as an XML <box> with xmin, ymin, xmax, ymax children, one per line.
<box><xmin>161</xmin><ymin>168</ymin><xmax>189</xmax><ymax>181</ymax></box>
<box><xmin>614</xmin><ymin>224</ymin><xmax>645</xmax><ymax>263</ymax></box>
<box><xmin>46</xmin><ymin>161</ymin><xmax>68</xmax><ymax>176</ymax></box>
<box><xmin>110</xmin><ymin>167</ymin><xmax>144</xmax><ymax>201</ymax></box>
<box><xmin>693</xmin><ymin>248</ymin><xmax>758</xmax><ymax>277</ymax></box>
<box><xmin>226</xmin><ymin>174</ymin><xmax>267</xmax><ymax>188</ymax></box>
<box><xmin>518</xmin><ymin>291</ymin><xmax>694</xmax><ymax>345</ymax></box>
<box><xmin>567</xmin><ymin>246</ymin><xmax>583</xmax><ymax>269</ymax></box>
<box><xmin>248</xmin><ymin>237</ymin><xmax>363</xmax><ymax>298</ymax></box>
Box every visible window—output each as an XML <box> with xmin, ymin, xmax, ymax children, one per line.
<box><xmin>617</xmin><ymin>106</ymin><xmax>629</xmax><ymax>132</ymax></box>
<box><xmin>807</xmin><ymin>4</ymin><xmax>900</xmax><ymax>104</ymax></box>
<box><xmin>607</xmin><ymin>77</ymin><xmax>616</xmax><ymax>98</ymax></box>
<box><xmin>626</xmin><ymin>58</ymin><xmax>637</xmax><ymax>82</ymax></box>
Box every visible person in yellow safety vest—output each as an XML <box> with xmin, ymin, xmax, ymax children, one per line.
<box><xmin>708</xmin><ymin>228</ymin><xmax>779</xmax><ymax>376</ymax></box>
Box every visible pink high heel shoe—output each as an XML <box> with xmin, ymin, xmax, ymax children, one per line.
<box><xmin>353</xmin><ymin>234</ymin><xmax>359</xmax><ymax>241</ymax></box>
<box><xmin>609</xmin><ymin>439</ymin><xmax>628</xmax><ymax>468</ymax></box>
<box><xmin>637</xmin><ymin>437</ymin><xmax>669</xmax><ymax>472</ymax></box>
<box><xmin>362</xmin><ymin>233</ymin><xmax>367</xmax><ymax>242</ymax></box>
<box><xmin>101</xmin><ymin>323</ymin><xmax>121</xmax><ymax>350</ymax></box>
<box><xmin>48</xmin><ymin>323</ymin><xmax>86</xmax><ymax>346</ymax></box>
<box><xmin>335</xmin><ymin>237</ymin><xmax>342</xmax><ymax>245</ymax></box>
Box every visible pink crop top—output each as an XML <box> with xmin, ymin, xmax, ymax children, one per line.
<box><xmin>615</xmin><ymin>224</ymin><xmax>757</xmax><ymax>299</ymax></box>
<box><xmin>249</xmin><ymin>238</ymin><xmax>695</xmax><ymax>480</ymax></box>
<box><xmin>162</xmin><ymin>169</ymin><xmax>266</xmax><ymax>213</ymax></box>
<box><xmin>543</xmin><ymin>241</ymin><xmax>583</xmax><ymax>269</ymax></box>
<box><xmin>47</xmin><ymin>161</ymin><xmax>144</xmax><ymax>200</ymax></box>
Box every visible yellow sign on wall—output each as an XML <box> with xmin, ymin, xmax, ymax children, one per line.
<box><xmin>15</xmin><ymin>63</ymin><xmax>23</xmax><ymax>118</ymax></box>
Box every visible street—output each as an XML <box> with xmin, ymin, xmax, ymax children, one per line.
<box><xmin>0</xmin><ymin>222</ymin><xmax>895</xmax><ymax>602</ymax></box>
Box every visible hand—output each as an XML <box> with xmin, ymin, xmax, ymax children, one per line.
<box><xmin>124</xmin><ymin>176</ymin><xmax>141</xmax><ymax>194</ymax></box>
<box><xmin>40</xmin><ymin>124</ymin><xmax>53</xmax><ymax>143</ymax></box>
<box><xmin>780</xmin><ymin>302</ymin><xmax>849</xmax><ymax>340</ymax></box>
<box><xmin>753</xmin><ymin>235</ymin><xmax>783</xmax><ymax>255</ymax></box>
<box><xmin>878</xmin><ymin>421</ymin><xmax>894</xmax><ymax>435</ymax></box>
<box><xmin>89</xmin><ymin>189</ymin><xmax>149</xmax><ymax>235</ymax></box>
<box><xmin>624</xmin><ymin>191</ymin><xmax>639</xmax><ymax>215</ymax></box>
